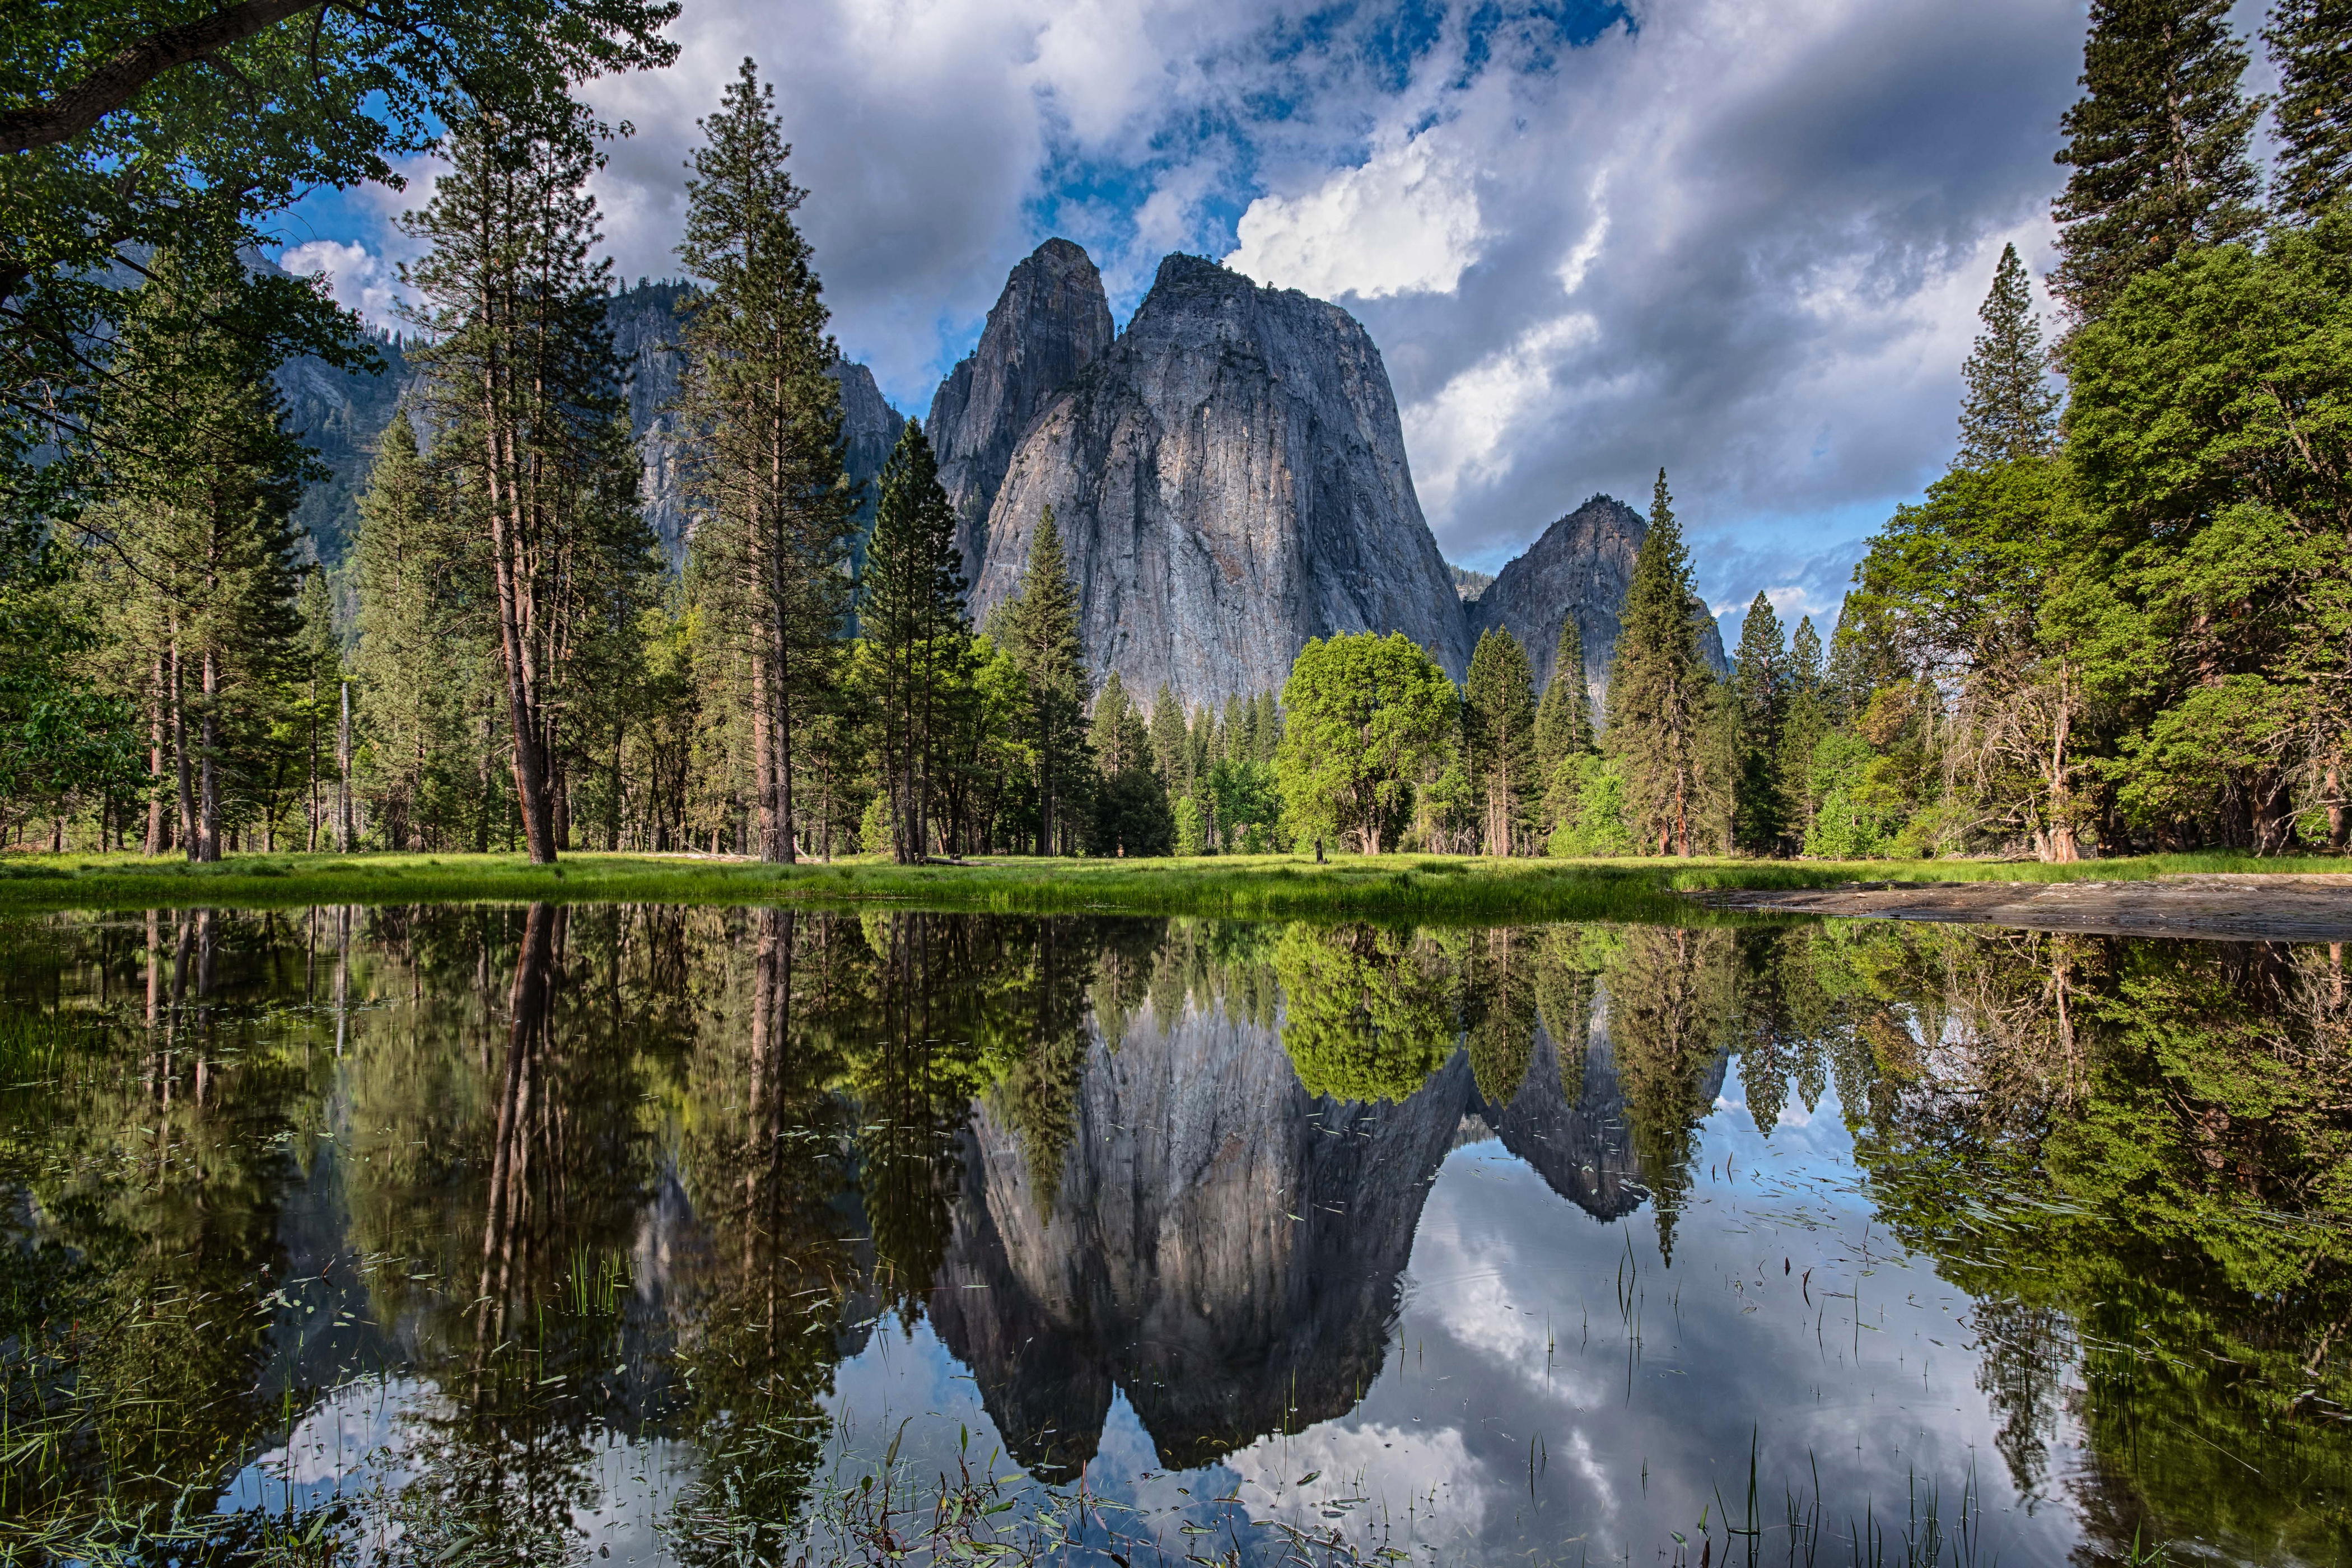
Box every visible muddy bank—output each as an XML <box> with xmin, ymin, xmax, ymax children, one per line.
<box><xmin>1695</xmin><ymin>872</ymin><xmax>2352</xmax><ymax>942</ymax></box>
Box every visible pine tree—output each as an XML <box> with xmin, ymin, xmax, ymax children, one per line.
<box><xmin>1148</xmin><ymin>682</ymin><xmax>1187</xmax><ymax>787</ymax></box>
<box><xmin>997</xmin><ymin>506</ymin><xmax>1090</xmax><ymax>855</ymax></box>
<box><xmin>676</xmin><ymin>58</ymin><xmax>857</xmax><ymax>863</ymax></box>
<box><xmin>1957</xmin><ymin>245</ymin><xmax>2062</xmax><ymax>466</ymax></box>
<box><xmin>1252</xmin><ymin>690</ymin><xmax>1283</xmax><ymax>761</ymax></box>
<box><xmin>91</xmin><ymin>237</ymin><xmax>314</xmax><ymax>862</ymax></box>
<box><xmin>1605</xmin><ymin>470</ymin><xmax>1724</xmax><ymax>856</ymax></box>
<box><xmin>862</xmin><ymin>421</ymin><xmax>967</xmax><ymax>863</ymax></box>
<box><xmin>353</xmin><ymin>411</ymin><xmax>475</xmax><ymax>850</ymax></box>
<box><xmin>1732</xmin><ymin>592</ymin><xmax>1789</xmax><ymax>853</ymax></box>
<box><xmin>2050</xmin><ymin>0</ymin><xmax>2263</xmax><ymax>327</ymax></box>
<box><xmin>403</xmin><ymin>106</ymin><xmax>624</xmax><ymax>863</ymax></box>
<box><xmin>1777</xmin><ymin>616</ymin><xmax>1831</xmax><ymax>847</ymax></box>
<box><xmin>1534</xmin><ymin>620</ymin><xmax>1593</xmax><ymax>779</ymax></box>
<box><xmin>1464</xmin><ymin>628</ymin><xmax>1539</xmax><ymax>855</ymax></box>
<box><xmin>2267</xmin><ymin>0</ymin><xmax>2352</xmax><ymax>221</ymax></box>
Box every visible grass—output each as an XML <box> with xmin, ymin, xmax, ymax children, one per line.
<box><xmin>0</xmin><ymin>846</ymin><xmax>2337</xmax><ymax>921</ymax></box>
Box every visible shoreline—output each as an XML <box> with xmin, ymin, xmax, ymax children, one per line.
<box><xmin>0</xmin><ymin>849</ymin><xmax>2343</xmax><ymax>928</ymax></box>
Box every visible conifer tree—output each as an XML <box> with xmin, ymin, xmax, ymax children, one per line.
<box><xmin>2267</xmin><ymin>0</ymin><xmax>2352</xmax><ymax>221</ymax></box>
<box><xmin>403</xmin><ymin>106</ymin><xmax>624</xmax><ymax>863</ymax></box>
<box><xmin>1148</xmin><ymin>682</ymin><xmax>1187</xmax><ymax>787</ymax></box>
<box><xmin>1777</xmin><ymin>616</ymin><xmax>1831</xmax><ymax>847</ymax></box>
<box><xmin>997</xmin><ymin>506</ymin><xmax>1090</xmax><ymax>855</ymax></box>
<box><xmin>1464</xmin><ymin>627</ymin><xmax>1539</xmax><ymax>855</ymax></box>
<box><xmin>1534</xmin><ymin>620</ymin><xmax>1593</xmax><ymax>779</ymax></box>
<box><xmin>2050</xmin><ymin>0</ymin><xmax>2263</xmax><ymax>326</ymax></box>
<box><xmin>1957</xmin><ymin>245</ymin><xmax>2062</xmax><ymax>467</ymax></box>
<box><xmin>1732</xmin><ymin>592</ymin><xmax>1789</xmax><ymax>853</ymax></box>
<box><xmin>676</xmin><ymin>59</ymin><xmax>856</xmax><ymax>863</ymax></box>
<box><xmin>1252</xmin><ymin>690</ymin><xmax>1283</xmax><ymax>761</ymax></box>
<box><xmin>862</xmin><ymin>421</ymin><xmax>967</xmax><ymax>863</ymax></box>
<box><xmin>352</xmin><ymin>412</ymin><xmax>475</xmax><ymax>850</ymax></box>
<box><xmin>88</xmin><ymin>237</ymin><xmax>314</xmax><ymax>862</ymax></box>
<box><xmin>1605</xmin><ymin>470</ymin><xmax>1725</xmax><ymax>856</ymax></box>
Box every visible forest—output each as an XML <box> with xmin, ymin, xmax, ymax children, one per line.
<box><xmin>0</xmin><ymin>0</ymin><xmax>2345</xmax><ymax>866</ymax></box>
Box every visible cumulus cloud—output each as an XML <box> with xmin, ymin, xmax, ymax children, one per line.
<box><xmin>280</xmin><ymin>240</ymin><xmax>407</xmax><ymax>326</ymax></box>
<box><xmin>1226</xmin><ymin>132</ymin><xmax>1486</xmax><ymax>300</ymax></box>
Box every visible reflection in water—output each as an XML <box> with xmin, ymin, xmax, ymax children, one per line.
<box><xmin>1</xmin><ymin>907</ymin><xmax>2348</xmax><ymax>1563</ymax></box>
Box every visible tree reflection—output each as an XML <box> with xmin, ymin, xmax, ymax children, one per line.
<box><xmin>1273</xmin><ymin>923</ymin><xmax>1453</xmax><ymax>1103</ymax></box>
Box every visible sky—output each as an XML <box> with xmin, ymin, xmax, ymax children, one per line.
<box><xmin>270</xmin><ymin>0</ymin><xmax>2208</xmax><ymax>641</ymax></box>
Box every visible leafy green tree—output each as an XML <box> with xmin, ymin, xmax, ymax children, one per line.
<box><xmin>2050</xmin><ymin>0</ymin><xmax>2264</xmax><ymax>327</ymax></box>
<box><xmin>1463</xmin><ymin>627</ymin><xmax>1539</xmax><ymax>855</ymax></box>
<box><xmin>1852</xmin><ymin>459</ymin><xmax>2104</xmax><ymax>859</ymax></box>
<box><xmin>1086</xmin><ymin>672</ymin><xmax>1172</xmax><ymax>855</ymax></box>
<box><xmin>0</xmin><ymin>517</ymin><xmax>137</xmax><ymax>844</ymax></box>
<box><xmin>1147</xmin><ymin>682</ymin><xmax>1187</xmax><ymax>790</ymax></box>
<box><xmin>1956</xmin><ymin>244</ymin><xmax>2062</xmax><ymax>467</ymax></box>
<box><xmin>995</xmin><ymin>507</ymin><xmax>1091</xmax><ymax>855</ymax></box>
<box><xmin>2065</xmin><ymin>213</ymin><xmax>2352</xmax><ymax>850</ymax></box>
<box><xmin>1604</xmin><ymin>471</ymin><xmax>1732</xmax><ymax>855</ymax></box>
<box><xmin>2266</xmin><ymin>0</ymin><xmax>2352</xmax><ymax>222</ymax></box>
<box><xmin>1276</xmin><ymin>632</ymin><xmax>1458</xmax><ymax>855</ymax></box>
<box><xmin>0</xmin><ymin>0</ymin><xmax>677</xmax><ymax>517</ymax></box>
<box><xmin>1546</xmin><ymin>753</ymin><xmax>1635</xmax><ymax>857</ymax></box>
<box><xmin>1534</xmin><ymin>620</ymin><xmax>1596</xmax><ymax>847</ymax></box>
<box><xmin>1731</xmin><ymin>592</ymin><xmax>1789</xmax><ymax>853</ymax></box>
<box><xmin>1273</xmin><ymin>925</ymin><xmax>1452</xmax><ymax>1103</ymax></box>
<box><xmin>676</xmin><ymin>59</ymin><xmax>856</xmax><ymax>864</ymax></box>
<box><xmin>861</xmin><ymin>422</ymin><xmax>967</xmax><ymax>862</ymax></box>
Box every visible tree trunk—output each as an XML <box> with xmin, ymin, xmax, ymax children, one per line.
<box><xmin>198</xmin><ymin>647</ymin><xmax>221</xmax><ymax>862</ymax></box>
<box><xmin>171</xmin><ymin>636</ymin><xmax>196</xmax><ymax>862</ymax></box>
<box><xmin>338</xmin><ymin>680</ymin><xmax>354</xmax><ymax>851</ymax></box>
<box><xmin>146</xmin><ymin>651</ymin><xmax>168</xmax><ymax>856</ymax></box>
<box><xmin>2328</xmin><ymin>756</ymin><xmax>2347</xmax><ymax>852</ymax></box>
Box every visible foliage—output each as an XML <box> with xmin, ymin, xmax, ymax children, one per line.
<box><xmin>1272</xmin><ymin>923</ymin><xmax>1452</xmax><ymax>1103</ymax></box>
<box><xmin>1277</xmin><ymin>632</ymin><xmax>1457</xmax><ymax>856</ymax></box>
<box><xmin>1605</xmin><ymin>472</ymin><xmax>1734</xmax><ymax>857</ymax></box>
<box><xmin>1463</xmin><ymin>627</ymin><xmax>1539</xmax><ymax>855</ymax></box>
<box><xmin>1956</xmin><ymin>242</ymin><xmax>2062</xmax><ymax>467</ymax></box>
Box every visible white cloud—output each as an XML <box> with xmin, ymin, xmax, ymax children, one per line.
<box><xmin>1225</xmin><ymin>132</ymin><xmax>1486</xmax><ymax>301</ymax></box>
<box><xmin>279</xmin><ymin>240</ymin><xmax>407</xmax><ymax>329</ymax></box>
<box><xmin>1228</xmin><ymin>1421</ymin><xmax>1492</xmax><ymax>1545</ymax></box>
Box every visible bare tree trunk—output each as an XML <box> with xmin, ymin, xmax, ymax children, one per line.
<box><xmin>171</xmin><ymin>634</ymin><xmax>196</xmax><ymax>862</ymax></box>
<box><xmin>751</xmin><ymin>651</ymin><xmax>777</xmax><ymax>860</ymax></box>
<box><xmin>337</xmin><ymin>680</ymin><xmax>354</xmax><ymax>851</ymax></box>
<box><xmin>146</xmin><ymin>651</ymin><xmax>168</xmax><ymax>855</ymax></box>
<box><xmin>198</xmin><ymin>647</ymin><xmax>221</xmax><ymax>862</ymax></box>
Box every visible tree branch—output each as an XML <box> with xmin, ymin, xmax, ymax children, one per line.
<box><xmin>1</xmin><ymin>0</ymin><xmax>328</xmax><ymax>155</ymax></box>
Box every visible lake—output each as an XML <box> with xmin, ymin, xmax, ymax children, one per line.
<box><xmin>2</xmin><ymin>905</ymin><xmax>2346</xmax><ymax>1565</ymax></box>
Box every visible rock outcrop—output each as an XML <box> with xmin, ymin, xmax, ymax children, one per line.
<box><xmin>828</xmin><ymin>360</ymin><xmax>908</xmax><ymax>575</ymax></box>
<box><xmin>1470</xmin><ymin>494</ymin><xmax>1730</xmax><ymax>721</ymax></box>
<box><xmin>926</xmin><ymin>239</ymin><xmax>1116</xmax><ymax>583</ymax></box>
<box><xmin>965</xmin><ymin>253</ymin><xmax>1471</xmax><ymax>707</ymax></box>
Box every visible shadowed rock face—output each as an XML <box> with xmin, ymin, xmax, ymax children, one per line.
<box><xmin>970</xmin><ymin>254</ymin><xmax>1471</xmax><ymax>707</ymax></box>
<box><xmin>927</xmin><ymin>994</ymin><xmax>1468</xmax><ymax>1478</ymax></box>
<box><xmin>1470</xmin><ymin>495</ymin><xmax>1730</xmax><ymax>721</ymax></box>
<box><xmin>828</xmin><ymin>361</ymin><xmax>908</xmax><ymax>575</ymax></box>
<box><xmin>926</xmin><ymin>239</ymin><xmax>1117</xmax><ymax>584</ymax></box>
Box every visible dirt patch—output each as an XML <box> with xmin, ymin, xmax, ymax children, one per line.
<box><xmin>1694</xmin><ymin>872</ymin><xmax>2352</xmax><ymax>943</ymax></box>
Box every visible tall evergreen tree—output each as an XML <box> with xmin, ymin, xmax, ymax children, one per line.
<box><xmin>1605</xmin><ymin>470</ymin><xmax>1727</xmax><ymax>856</ymax></box>
<box><xmin>403</xmin><ymin>106</ymin><xmax>624</xmax><ymax>863</ymax></box>
<box><xmin>352</xmin><ymin>411</ymin><xmax>478</xmax><ymax>850</ymax></box>
<box><xmin>1147</xmin><ymin>682</ymin><xmax>1187</xmax><ymax>787</ymax></box>
<box><xmin>997</xmin><ymin>507</ymin><xmax>1091</xmax><ymax>855</ymax></box>
<box><xmin>1777</xmin><ymin>616</ymin><xmax>1831</xmax><ymax>848</ymax></box>
<box><xmin>1957</xmin><ymin>245</ymin><xmax>2062</xmax><ymax>466</ymax></box>
<box><xmin>676</xmin><ymin>58</ymin><xmax>857</xmax><ymax>864</ymax></box>
<box><xmin>86</xmin><ymin>237</ymin><xmax>314</xmax><ymax>862</ymax></box>
<box><xmin>1463</xmin><ymin>627</ymin><xmax>1539</xmax><ymax>856</ymax></box>
<box><xmin>1732</xmin><ymin>592</ymin><xmax>1790</xmax><ymax>853</ymax></box>
<box><xmin>2267</xmin><ymin>0</ymin><xmax>2352</xmax><ymax>221</ymax></box>
<box><xmin>862</xmin><ymin>421</ymin><xmax>966</xmax><ymax>863</ymax></box>
<box><xmin>2050</xmin><ymin>0</ymin><xmax>2264</xmax><ymax>326</ymax></box>
<box><xmin>1534</xmin><ymin>620</ymin><xmax>1594</xmax><ymax>778</ymax></box>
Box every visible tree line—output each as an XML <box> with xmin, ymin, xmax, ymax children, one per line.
<box><xmin>1</xmin><ymin>1</ymin><xmax>2345</xmax><ymax>862</ymax></box>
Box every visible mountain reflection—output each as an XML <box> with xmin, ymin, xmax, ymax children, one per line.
<box><xmin>1</xmin><ymin>907</ymin><xmax>2347</xmax><ymax>1562</ymax></box>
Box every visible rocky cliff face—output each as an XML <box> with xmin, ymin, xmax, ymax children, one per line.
<box><xmin>272</xmin><ymin>279</ymin><xmax>901</xmax><ymax>570</ymax></box>
<box><xmin>966</xmin><ymin>253</ymin><xmax>1471</xmax><ymax>708</ymax></box>
<box><xmin>926</xmin><ymin>239</ymin><xmax>1116</xmax><ymax>583</ymax></box>
<box><xmin>1469</xmin><ymin>494</ymin><xmax>1729</xmax><ymax>720</ymax></box>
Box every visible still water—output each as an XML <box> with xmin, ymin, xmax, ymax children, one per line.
<box><xmin>2</xmin><ymin>905</ymin><xmax>2347</xmax><ymax>1565</ymax></box>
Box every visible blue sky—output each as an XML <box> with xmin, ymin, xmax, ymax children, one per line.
<box><xmin>277</xmin><ymin>0</ymin><xmax>2160</xmax><ymax>642</ymax></box>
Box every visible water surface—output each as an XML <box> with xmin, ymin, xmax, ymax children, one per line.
<box><xmin>2</xmin><ymin>906</ymin><xmax>2346</xmax><ymax>1564</ymax></box>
